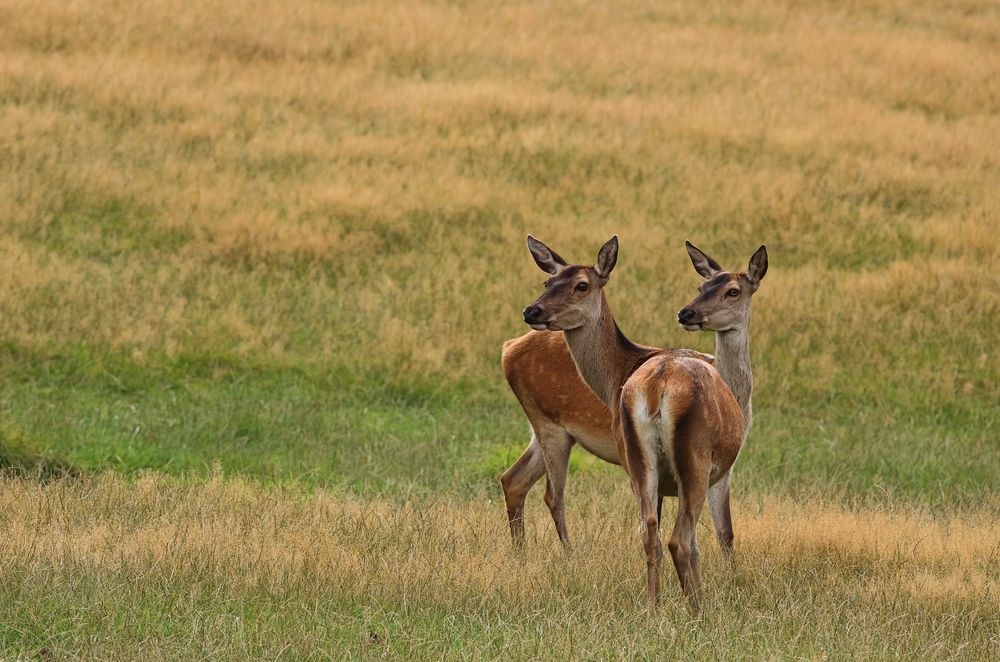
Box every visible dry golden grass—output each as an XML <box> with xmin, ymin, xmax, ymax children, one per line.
<box><xmin>1</xmin><ymin>0</ymin><xmax>998</xmax><ymax>391</ymax></box>
<box><xmin>5</xmin><ymin>474</ymin><xmax>997</xmax><ymax>602</ymax></box>
<box><xmin>1</xmin><ymin>471</ymin><xmax>997</xmax><ymax>658</ymax></box>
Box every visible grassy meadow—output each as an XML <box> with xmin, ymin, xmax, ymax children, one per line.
<box><xmin>1</xmin><ymin>473</ymin><xmax>997</xmax><ymax>659</ymax></box>
<box><xmin>1</xmin><ymin>0</ymin><xmax>998</xmax><ymax>658</ymax></box>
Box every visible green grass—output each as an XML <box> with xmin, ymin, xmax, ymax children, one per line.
<box><xmin>1</xmin><ymin>342</ymin><xmax>995</xmax><ymax>509</ymax></box>
<box><xmin>0</xmin><ymin>418</ymin><xmax>75</xmax><ymax>478</ymax></box>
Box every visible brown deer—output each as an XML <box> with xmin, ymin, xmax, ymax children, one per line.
<box><xmin>676</xmin><ymin>241</ymin><xmax>767</xmax><ymax>554</ymax></box>
<box><xmin>500</xmin><ymin>333</ymin><xmax>619</xmax><ymax>547</ymax></box>
<box><xmin>501</xmin><ymin>258</ymin><xmax>714</xmax><ymax>549</ymax></box>
<box><xmin>620</xmin><ymin>242</ymin><xmax>767</xmax><ymax>613</ymax></box>
<box><xmin>519</xmin><ymin>235</ymin><xmax>748</xmax><ymax>614</ymax></box>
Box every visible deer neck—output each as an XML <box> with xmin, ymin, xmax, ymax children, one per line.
<box><xmin>714</xmin><ymin>323</ymin><xmax>753</xmax><ymax>432</ymax></box>
<box><xmin>561</xmin><ymin>292</ymin><xmax>649</xmax><ymax>409</ymax></box>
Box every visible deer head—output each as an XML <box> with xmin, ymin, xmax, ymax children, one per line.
<box><xmin>521</xmin><ymin>235</ymin><xmax>618</xmax><ymax>331</ymax></box>
<box><xmin>677</xmin><ymin>242</ymin><xmax>767</xmax><ymax>332</ymax></box>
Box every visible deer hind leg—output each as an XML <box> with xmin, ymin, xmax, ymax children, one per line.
<box><xmin>707</xmin><ymin>469</ymin><xmax>734</xmax><ymax>560</ymax></box>
<box><xmin>656</xmin><ymin>495</ymin><xmax>665</xmax><ymax>568</ymax></box>
<box><xmin>668</xmin><ymin>455</ymin><xmax>710</xmax><ymax>614</ymax></box>
<box><xmin>499</xmin><ymin>431</ymin><xmax>547</xmax><ymax>547</ymax></box>
<box><xmin>621</xmin><ymin>402</ymin><xmax>661</xmax><ymax>614</ymax></box>
<box><xmin>688</xmin><ymin>521</ymin><xmax>702</xmax><ymax>596</ymax></box>
<box><xmin>638</xmin><ymin>481</ymin><xmax>661</xmax><ymax>615</ymax></box>
<box><xmin>667</xmin><ymin>492</ymin><xmax>705</xmax><ymax>614</ymax></box>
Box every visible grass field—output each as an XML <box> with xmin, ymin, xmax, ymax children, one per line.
<box><xmin>1</xmin><ymin>473</ymin><xmax>997</xmax><ymax>658</ymax></box>
<box><xmin>1</xmin><ymin>0</ymin><xmax>998</xmax><ymax>658</ymax></box>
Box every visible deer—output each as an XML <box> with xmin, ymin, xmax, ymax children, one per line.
<box><xmin>619</xmin><ymin>242</ymin><xmax>767</xmax><ymax>613</ymax></box>
<box><xmin>500</xmin><ymin>267</ymin><xmax>716</xmax><ymax>550</ymax></box>
<box><xmin>519</xmin><ymin>235</ymin><xmax>751</xmax><ymax>614</ymax></box>
<box><xmin>675</xmin><ymin>241</ymin><xmax>767</xmax><ymax>548</ymax></box>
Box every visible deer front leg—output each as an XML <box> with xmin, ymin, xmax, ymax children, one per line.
<box><xmin>539</xmin><ymin>428</ymin><xmax>574</xmax><ymax>548</ymax></box>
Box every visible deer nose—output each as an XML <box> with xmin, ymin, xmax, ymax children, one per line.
<box><xmin>523</xmin><ymin>306</ymin><xmax>543</xmax><ymax>324</ymax></box>
<box><xmin>677</xmin><ymin>308</ymin><xmax>696</xmax><ymax>324</ymax></box>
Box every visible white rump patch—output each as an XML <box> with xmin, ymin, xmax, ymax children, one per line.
<box><xmin>657</xmin><ymin>390</ymin><xmax>677</xmax><ymax>480</ymax></box>
<box><xmin>629</xmin><ymin>385</ymin><xmax>676</xmax><ymax>481</ymax></box>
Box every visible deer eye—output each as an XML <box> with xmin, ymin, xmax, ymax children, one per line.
<box><xmin>727</xmin><ymin>289</ymin><xmax>740</xmax><ymax>297</ymax></box>
<box><xmin>575</xmin><ymin>282</ymin><xmax>589</xmax><ymax>292</ymax></box>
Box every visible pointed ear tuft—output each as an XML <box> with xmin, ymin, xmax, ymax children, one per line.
<box><xmin>747</xmin><ymin>245</ymin><xmax>768</xmax><ymax>287</ymax></box>
<box><xmin>594</xmin><ymin>235</ymin><xmax>618</xmax><ymax>281</ymax></box>
<box><xmin>526</xmin><ymin>235</ymin><xmax>568</xmax><ymax>275</ymax></box>
<box><xmin>685</xmin><ymin>241</ymin><xmax>722</xmax><ymax>279</ymax></box>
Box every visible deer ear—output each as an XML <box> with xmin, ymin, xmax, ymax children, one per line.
<box><xmin>685</xmin><ymin>241</ymin><xmax>722</xmax><ymax>279</ymax></box>
<box><xmin>526</xmin><ymin>235</ymin><xmax>567</xmax><ymax>275</ymax></box>
<box><xmin>747</xmin><ymin>245</ymin><xmax>768</xmax><ymax>288</ymax></box>
<box><xmin>594</xmin><ymin>235</ymin><xmax>618</xmax><ymax>281</ymax></box>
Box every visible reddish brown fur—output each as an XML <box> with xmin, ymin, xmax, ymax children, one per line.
<box><xmin>499</xmin><ymin>331</ymin><xmax>613</xmax><ymax>546</ymax></box>
<box><xmin>500</xmin><ymin>332</ymin><xmax>715</xmax><ymax>547</ymax></box>
<box><xmin>627</xmin><ymin>356</ymin><xmax>744</xmax><ymax>485</ymax></box>
<box><xmin>502</xmin><ymin>331</ymin><xmax>611</xmax><ymax>438</ymax></box>
<box><xmin>619</xmin><ymin>350</ymin><xmax>745</xmax><ymax>613</ymax></box>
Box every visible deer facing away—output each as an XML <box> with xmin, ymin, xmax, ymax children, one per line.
<box><xmin>667</xmin><ymin>241</ymin><xmax>768</xmax><ymax>555</ymax></box>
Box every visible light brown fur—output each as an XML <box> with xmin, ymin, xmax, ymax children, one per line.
<box><xmin>502</xmin><ymin>331</ymin><xmax>612</xmax><ymax>442</ymax></box>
